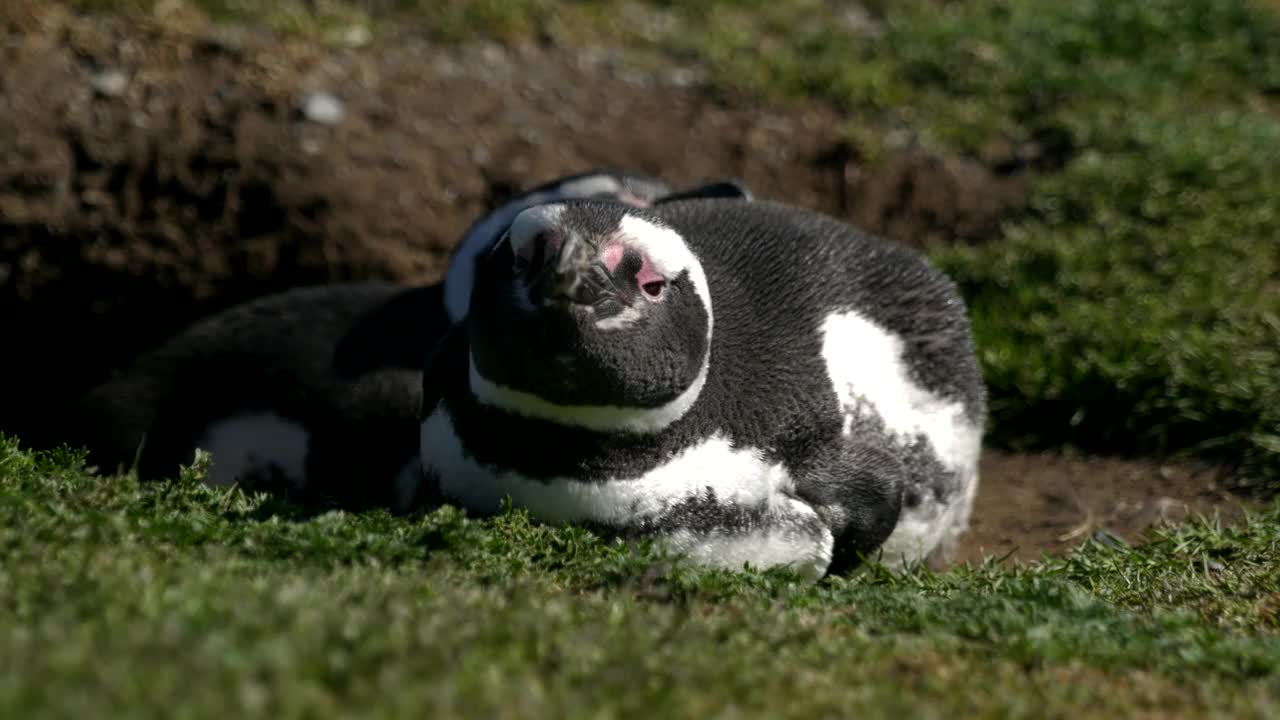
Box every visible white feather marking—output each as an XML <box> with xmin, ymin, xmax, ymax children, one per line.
<box><xmin>594</xmin><ymin>304</ymin><xmax>643</xmax><ymax>331</ymax></box>
<box><xmin>819</xmin><ymin>310</ymin><xmax>982</xmax><ymax>566</ymax></box>
<box><xmin>615</xmin><ymin>214</ymin><xmax>712</xmax><ymax>323</ymax></box>
<box><xmin>194</xmin><ymin>413</ymin><xmax>309</xmax><ymax>490</ymax></box>
<box><xmin>421</xmin><ymin>408</ymin><xmax>790</xmax><ymax>525</ymax></box>
<box><xmin>468</xmin><ymin>354</ymin><xmax>709</xmax><ymax>435</ymax></box>
<box><xmin>663</xmin><ymin>505</ymin><xmax>834</xmax><ymax>581</ymax></box>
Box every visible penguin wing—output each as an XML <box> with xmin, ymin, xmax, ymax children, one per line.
<box><xmin>653</xmin><ymin>179</ymin><xmax>754</xmax><ymax>204</ymax></box>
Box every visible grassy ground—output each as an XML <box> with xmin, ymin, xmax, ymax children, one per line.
<box><xmin>59</xmin><ymin>0</ymin><xmax>1280</xmax><ymax>489</ymax></box>
<box><xmin>2</xmin><ymin>437</ymin><xmax>1279</xmax><ymax>718</ymax></box>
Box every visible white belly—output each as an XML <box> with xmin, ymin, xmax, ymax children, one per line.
<box><xmin>193</xmin><ymin>412</ymin><xmax>310</xmax><ymax>490</ymax></box>
<box><xmin>418</xmin><ymin>407</ymin><xmax>833</xmax><ymax>579</ymax></box>
<box><xmin>417</xmin><ymin>407</ymin><xmax>792</xmax><ymax>526</ymax></box>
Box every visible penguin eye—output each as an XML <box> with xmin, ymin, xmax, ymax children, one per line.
<box><xmin>641</xmin><ymin>279</ymin><xmax>667</xmax><ymax>300</ymax></box>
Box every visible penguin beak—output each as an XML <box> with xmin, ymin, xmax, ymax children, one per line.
<box><xmin>534</xmin><ymin>234</ymin><xmax>610</xmax><ymax>307</ymax></box>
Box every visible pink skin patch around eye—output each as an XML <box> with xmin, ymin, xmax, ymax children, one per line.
<box><xmin>601</xmin><ymin>243</ymin><xmax>666</xmax><ymax>297</ymax></box>
<box><xmin>635</xmin><ymin>256</ymin><xmax>666</xmax><ymax>290</ymax></box>
<box><xmin>600</xmin><ymin>243</ymin><xmax>626</xmax><ymax>273</ymax></box>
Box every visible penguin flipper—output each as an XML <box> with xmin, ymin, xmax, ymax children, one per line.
<box><xmin>793</xmin><ymin>437</ymin><xmax>907</xmax><ymax>577</ymax></box>
<box><xmin>653</xmin><ymin>179</ymin><xmax>754</xmax><ymax>204</ymax></box>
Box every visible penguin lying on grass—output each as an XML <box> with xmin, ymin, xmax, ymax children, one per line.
<box><xmin>412</xmin><ymin>198</ymin><xmax>986</xmax><ymax>577</ymax></box>
<box><xmin>70</xmin><ymin>170</ymin><xmax>751</xmax><ymax>507</ymax></box>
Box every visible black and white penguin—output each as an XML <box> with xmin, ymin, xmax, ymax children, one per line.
<box><xmin>442</xmin><ymin>169</ymin><xmax>753</xmax><ymax>324</ymax></box>
<box><xmin>70</xmin><ymin>281</ymin><xmax>451</xmax><ymax>509</ymax></box>
<box><xmin>413</xmin><ymin>199</ymin><xmax>985</xmax><ymax>578</ymax></box>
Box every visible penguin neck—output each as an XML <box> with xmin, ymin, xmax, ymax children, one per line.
<box><xmin>465</xmin><ymin>350</ymin><xmax>709</xmax><ymax>435</ymax></box>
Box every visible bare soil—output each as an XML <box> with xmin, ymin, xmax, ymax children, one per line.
<box><xmin>0</xmin><ymin>6</ymin><xmax>1247</xmax><ymax>562</ymax></box>
<box><xmin>953</xmin><ymin>450</ymin><xmax>1250</xmax><ymax>565</ymax></box>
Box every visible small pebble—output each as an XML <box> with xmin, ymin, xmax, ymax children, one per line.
<box><xmin>620</xmin><ymin>71</ymin><xmax>649</xmax><ymax>88</ymax></box>
<box><xmin>480</xmin><ymin>43</ymin><xmax>507</xmax><ymax>66</ymax></box>
<box><xmin>885</xmin><ymin>128</ymin><xmax>913</xmax><ymax>149</ymax></box>
<box><xmin>339</xmin><ymin>25</ymin><xmax>371</xmax><ymax>48</ymax></box>
<box><xmin>303</xmin><ymin>92</ymin><xmax>345</xmax><ymax>125</ymax></box>
<box><xmin>667</xmin><ymin>67</ymin><xmax>699</xmax><ymax>88</ymax></box>
<box><xmin>89</xmin><ymin>69</ymin><xmax>128</xmax><ymax>97</ymax></box>
<box><xmin>434</xmin><ymin>58</ymin><xmax>463</xmax><ymax>79</ymax></box>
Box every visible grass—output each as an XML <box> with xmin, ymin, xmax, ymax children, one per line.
<box><xmin>2</xmin><ymin>436</ymin><xmax>1279</xmax><ymax>718</ymax></box>
<box><xmin>49</xmin><ymin>0</ymin><xmax>1280</xmax><ymax>489</ymax></box>
<box><xmin>888</xmin><ymin>0</ymin><xmax>1280</xmax><ymax>488</ymax></box>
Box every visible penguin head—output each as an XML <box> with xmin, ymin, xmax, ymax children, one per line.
<box><xmin>443</xmin><ymin>169</ymin><xmax>675</xmax><ymax>325</ymax></box>
<box><xmin>466</xmin><ymin>200</ymin><xmax>712</xmax><ymax>434</ymax></box>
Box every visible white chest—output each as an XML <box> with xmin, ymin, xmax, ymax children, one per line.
<box><xmin>417</xmin><ymin>407</ymin><xmax>793</xmax><ymax>526</ymax></box>
<box><xmin>819</xmin><ymin>309</ymin><xmax>982</xmax><ymax>474</ymax></box>
<box><xmin>194</xmin><ymin>412</ymin><xmax>310</xmax><ymax>490</ymax></box>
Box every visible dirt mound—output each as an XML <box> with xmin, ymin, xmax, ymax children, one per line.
<box><xmin>1</xmin><ymin>15</ymin><xmax>444</xmax><ymax>445</ymax></box>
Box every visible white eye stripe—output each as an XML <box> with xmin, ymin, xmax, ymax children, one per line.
<box><xmin>614</xmin><ymin>214</ymin><xmax>712</xmax><ymax>332</ymax></box>
<box><xmin>594</xmin><ymin>305</ymin><xmax>643</xmax><ymax>330</ymax></box>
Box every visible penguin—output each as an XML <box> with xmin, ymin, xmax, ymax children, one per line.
<box><xmin>413</xmin><ymin>198</ymin><xmax>986</xmax><ymax>579</ymax></box>
<box><xmin>442</xmin><ymin>169</ymin><xmax>754</xmax><ymax>324</ymax></box>
<box><xmin>70</xmin><ymin>280</ymin><xmax>451</xmax><ymax>510</ymax></box>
